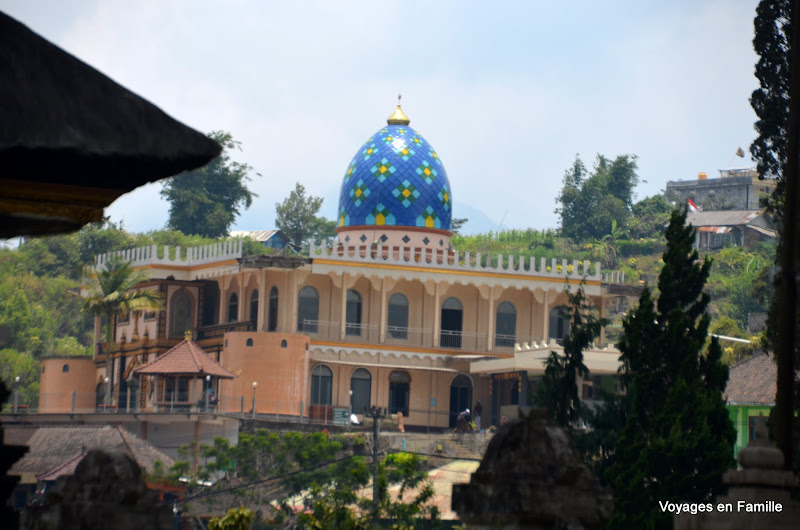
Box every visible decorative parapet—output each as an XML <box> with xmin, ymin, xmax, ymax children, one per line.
<box><xmin>93</xmin><ymin>240</ymin><xmax>243</xmax><ymax>269</ymax></box>
<box><xmin>309</xmin><ymin>240</ymin><xmax>607</xmax><ymax>282</ymax></box>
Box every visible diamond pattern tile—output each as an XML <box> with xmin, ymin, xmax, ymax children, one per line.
<box><xmin>338</xmin><ymin>122</ymin><xmax>452</xmax><ymax>230</ymax></box>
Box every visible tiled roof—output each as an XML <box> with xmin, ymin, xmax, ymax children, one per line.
<box><xmin>725</xmin><ymin>353</ymin><xmax>776</xmax><ymax>406</ymax></box>
<box><xmin>7</xmin><ymin>424</ymin><xmax>174</xmax><ymax>478</ymax></box>
<box><xmin>134</xmin><ymin>339</ymin><xmax>235</xmax><ymax>378</ymax></box>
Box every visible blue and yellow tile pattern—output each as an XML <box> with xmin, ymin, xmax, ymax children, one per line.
<box><xmin>338</xmin><ymin>123</ymin><xmax>452</xmax><ymax>230</ymax></box>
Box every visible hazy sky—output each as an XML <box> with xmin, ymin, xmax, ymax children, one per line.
<box><xmin>4</xmin><ymin>1</ymin><xmax>762</xmax><ymax>234</ymax></box>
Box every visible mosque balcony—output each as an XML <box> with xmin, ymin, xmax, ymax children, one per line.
<box><xmin>196</xmin><ymin>320</ymin><xmax>255</xmax><ymax>340</ymax></box>
<box><xmin>92</xmin><ymin>241</ymin><xmax>243</xmax><ymax>279</ymax></box>
<box><xmin>310</xmin><ymin>241</ymin><xmax>631</xmax><ymax>288</ymax></box>
<box><xmin>300</xmin><ymin>319</ymin><xmax>562</xmax><ymax>356</ymax></box>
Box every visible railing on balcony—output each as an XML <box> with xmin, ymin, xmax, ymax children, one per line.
<box><xmin>94</xmin><ymin>240</ymin><xmax>242</xmax><ymax>269</ymax></box>
<box><xmin>196</xmin><ymin>320</ymin><xmax>254</xmax><ymax>340</ymax></box>
<box><xmin>309</xmin><ymin>240</ymin><xmax>614</xmax><ymax>282</ymax></box>
<box><xmin>301</xmin><ymin>320</ymin><xmax>379</xmax><ymax>343</ymax></box>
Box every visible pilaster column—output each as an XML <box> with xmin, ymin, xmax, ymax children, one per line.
<box><xmin>258</xmin><ymin>269</ymin><xmax>267</xmax><ymax>331</ymax></box>
<box><xmin>433</xmin><ymin>282</ymin><xmax>441</xmax><ymax>348</ymax></box>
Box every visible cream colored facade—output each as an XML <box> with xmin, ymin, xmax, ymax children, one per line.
<box><xmin>65</xmin><ymin>237</ymin><xmax>627</xmax><ymax>430</ymax></box>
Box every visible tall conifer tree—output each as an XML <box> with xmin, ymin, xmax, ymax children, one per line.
<box><xmin>606</xmin><ymin>209</ymin><xmax>735</xmax><ymax>530</ymax></box>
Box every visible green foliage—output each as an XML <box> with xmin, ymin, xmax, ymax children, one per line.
<box><xmin>82</xmin><ymin>255</ymin><xmax>163</xmax><ymax>345</ymax></box>
<box><xmin>628</xmin><ymin>195</ymin><xmax>673</xmax><ymax>239</ymax></box>
<box><xmin>275</xmin><ymin>183</ymin><xmax>335</xmax><ymax>249</ymax></box>
<box><xmin>181</xmin><ymin>431</ymin><xmax>437</xmax><ymax>529</ymax></box>
<box><xmin>209</xmin><ymin>507</ymin><xmax>255</xmax><ymax>530</ymax></box>
<box><xmin>536</xmin><ymin>286</ymin><xmax>608</xmax><ymax>429</ymax></box>
<box><xmin>705</xmin><ymin>245</ymin><xmax>772</xmax><ymax>330</ymax></box>
<box><xmin>161</xmin><ymin>131</ymin><xmax>258</xmax><ymax>238</ymax></box>
<box><xmin>450</xmin><ymin>217</ymin><xmax>468</xmax><ymax>234</ymax></box>
<box><xmin>750</xmin><ymin>0</ymin><xmax>791</xmax><ymax>217</ymax></box>
<box><xmin>605</xmin><ymin>210</ymin><xmax>736</xmax><ymax>530</ymax></box>
<box><xmin>556</xmin><ymin>154</ymin><xmax>639</xmax><ymax>241</ymax></box>
<box><xmin>0</xmin><ymin>348</ymin><xmax>40</xmax><ymax>407</ymax></box>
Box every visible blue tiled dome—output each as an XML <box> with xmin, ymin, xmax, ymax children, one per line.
<box><xmin>337</xmin><ymin>110</ymin><xmax>452</xmax><ymax>231</ymax></box>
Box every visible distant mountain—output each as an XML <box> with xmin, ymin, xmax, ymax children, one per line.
<box><xmin>454</xmin><ymin>203</ymin><xmax>498</xmax><ymax>235</ymax></box>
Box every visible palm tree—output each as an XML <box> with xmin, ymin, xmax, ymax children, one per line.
<box><xmin>82</xmin><ymin>255</ymin><xmax>162</xmax><ymax>397</ymax></box>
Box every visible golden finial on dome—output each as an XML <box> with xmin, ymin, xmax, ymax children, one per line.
<box><xmin>184</xmin><ymin>330</ymin><xmax>192</xmax><ymax>341</ymax></box>
<box><xmin>387</xmin><ymin>94</ymin><xmax>410</xmax><ymax>125</ymax></box>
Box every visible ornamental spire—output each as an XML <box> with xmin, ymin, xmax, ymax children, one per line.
<box><xmin>387</xmin><ymin>94</ymin><xmax>410</xmax><ymax>125</ymax></box>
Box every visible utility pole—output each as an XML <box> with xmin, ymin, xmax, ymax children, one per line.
<box><xmin>365</xmin><ymin>405</ymin><xmax>386</xmax><ymax>527</ymax></box>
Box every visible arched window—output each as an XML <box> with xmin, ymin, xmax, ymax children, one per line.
<box><xmin>170</xmin><ymin>290</ymin><xmax>193</xmax><ymax>338</ymax></box>
<box><xmin>297</xmin><ymin>286</ymin><xmax>319</xmax><ymax>333</ymax></box>
<box><xmin>440</xmin><ymin>297</ymin><xmax>463</xmax><ymax>349</ymax></box>
<box><xmin>228</xmin><ymin>292</ymin><xmax>238</xmax><ymax>323</ymax></box>
<box><xmin>388</xmin><ymin>371</ymin><xmax>410</xmax><ymax>416</ymax></box>
<box><xmin>449</xmin><ymin>374</ymin><xmax>472</xmax><ymax>427</ymax></box>
<box><xmin>62</xmin><ymin>364</ymin><xmax>70</xmax><ymax>373</ymax></box>
<box><xmin>350</xmin><ymin>368</ymin><xmax>372</xmax><ymax>415</ymax></box>
<box><xmin>310</xmin><ymin>365</ymin><xmax>332</xmax><ymax>405</ymax></box>
<box><xmin>387</xmin><ymin>293</ymin><xmax>409</xmax><ymax>339</ymax></box>
<box><xmin>495</xmin><ymin>301</ymin><xmax>517</xmax><ymax>347</ymax></box>
<box><xmin>249</xmin><ymin>289</ymin><xmax>259</xmax><ymax>328</ymax></box>
<box><xmin>346</xmin><ymin>289</ymin><xmax>362</xmax><ymax>336</ymax></box>
<box><xmin>549</xmin><ymin>305</ymin><xmax>569</xmax><ymax>342</ymax></box>
<box><xmin>246</xmin><ymin>338</ymin><xmax>253</xmax><ymax>347</ymax></box>
<box><xmin>201</xmin><ymin>282</ymin><xmax>219</xmax><ymax>326</ymax></box>
<box><xmin>268</xmin><ymin>286</ymin><xmax>279</xmax><ymax>332</ymax></box>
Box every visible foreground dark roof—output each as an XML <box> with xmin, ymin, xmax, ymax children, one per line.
<box><xmin>0</xmin><ymin>12</ymin><xmax>221</xmax><ymax>236</ymax></box>
<box><xmin>725</xmin><ymin>353</ymin><xmax>777</xmax><ymax>406</ymax></box>
<box><xmin>7</xmin><ymin>424</ymin><xmax>174</xmax><ymax>477</ymax></box>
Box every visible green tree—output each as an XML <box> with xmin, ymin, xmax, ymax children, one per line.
<box><xmin>82</xmin><ymin>255</ymin><xmax>162</xmax><ymax>383</ymax></box>
<box><xmin>605</xmin><ymin>209</ymin><xmax>736</xmax><ymax>530</ymax></box>
<box><xmin>628</xmin><ymin>195</ymin><xmax>673</xmax><ymax>239</ymax></box>
<box><xmin>161</xmin><ymin>131</ymin><xmax>258</xmax><ymax>238</ymax></box>
<box><xmin>208</xmin><ymin>507</ymin><xmax>255</xmax><ymax>530</ymax></box>
<box><xmin>535</xmin><ymin>285</ymin><xmax>608</xmax><ymax>429</ymax></box>
<box><xmin>750</xmin><ymin>0</ymin><xmax>792</xmax><ymax>217</ymax></box>
<box><xmin>275</xmin><ymin>183</ymin><xmax>335</xmax><ymax>249</ymax></box>
<box><xmin>556</xmin><ymin>154</ymin><xmax>639</xmax><ymax>241</ymax></box>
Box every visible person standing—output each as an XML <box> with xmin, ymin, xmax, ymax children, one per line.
<box><xmin>474</xmin><ymin>400</ymin><xmax>483</xmax><ymax>432</ymax></box>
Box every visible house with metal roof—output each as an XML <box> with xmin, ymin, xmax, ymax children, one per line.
<box><xmin>685</xmin><ymin>210</ymin><xmax>776</xmax><ymax>250</ymax></box>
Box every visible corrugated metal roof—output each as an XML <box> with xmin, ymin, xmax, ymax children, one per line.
<box><xmin>230</xmin><ymin>229</ymin><xmax>281</xmax><ymax>242</ymax></box>
<box><xmin>686</xmin><ymin>210</ymin><xmax>761</xmax><ymax>227</ymax></box>
<box><xmin>134</xmin><ymin>339</ymin><xmax>236</xmax><ymax>378</ymax></box>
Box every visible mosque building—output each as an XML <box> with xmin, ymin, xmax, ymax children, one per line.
<box><xmin>40</xmin><ymin>104</ymin><xmax>627</xmax><ymax>430</ymax></box>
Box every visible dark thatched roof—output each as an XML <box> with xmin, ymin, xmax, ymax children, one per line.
<box><xmin>0</xmin><ymin>11</ymin><xmax>221</xmax><ymax>236</ymax></box>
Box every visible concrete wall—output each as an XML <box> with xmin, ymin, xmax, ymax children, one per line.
<box><xmin>218</xmin><ymin>332</ymin><xmax>309</xmax><ymax>416</ymax></box>
<box><xmin>39</xmin><ymin>357</ymin><xmax>96</xmax><ymax>413</ymax></box>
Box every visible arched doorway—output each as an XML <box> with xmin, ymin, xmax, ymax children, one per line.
<box><xmin>449</xmin><ymin>374</ymin><xmax>473</xmax><ymax>427</ymax></box>
<box><xmin>388</xmin><ymin>371</ymin><xmax>410</xmax><ymax>417</ymax></box>
<box><xmin>345</xmin><ymin>289</ymin><xmax>362</xmax><ymax>336</ymax></box>
<box><xmin>549</xmin><ymin>305</ymin><xmax>569</xmax><ymax>342</ymax></box>
<box><xmin>297</xmin><ymin>286</ymin><xmax>319</xmax><ymax>333</ymax></box>
<box><xmin>267</xmin><ymin>286</ymin><xmax>279</xmax><ymax>332</ymax></box>
<box><xmin>310</xmin><ymin>365</ymin><xmax>332</xmax><ymax>406</ymax></box>
<box><xmin>495</xmin><ymin>301</ymin><xmax>517</xmax><ymax>347</ymax></box>
<box><xmin>249</xmin><ymin>289</ymin><xmax>258</xmax><ymax>328</ymax></box>
<box><xmin>440</xmin><ymin>297</ymin><xmax>463</xmax><ymax>348</ymax></box>
<box><xmin>169</xmin><ymin>289</ymin><xmax>192</xmax><ymax>339</ymax></box>
<box><xmin>350</xmin><ymin>368</ymin><xmax>371</xmax><ymax>415</ymax></box>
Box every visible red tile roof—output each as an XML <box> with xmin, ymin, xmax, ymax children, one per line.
<box><xmin>134</xmin><ymin>339</ymin><xmax>235</xmax><ymax>378</ymax></box>
<box><xmin>725</xmin><ymin>353</ymin><xmax>776</xmax><ymax>406</ymax></box>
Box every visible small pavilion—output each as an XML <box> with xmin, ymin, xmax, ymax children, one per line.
<box><xmin>134</xmin><ymin>332</ymin><xmax>236</xmax><ymax>412</ymax></box>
